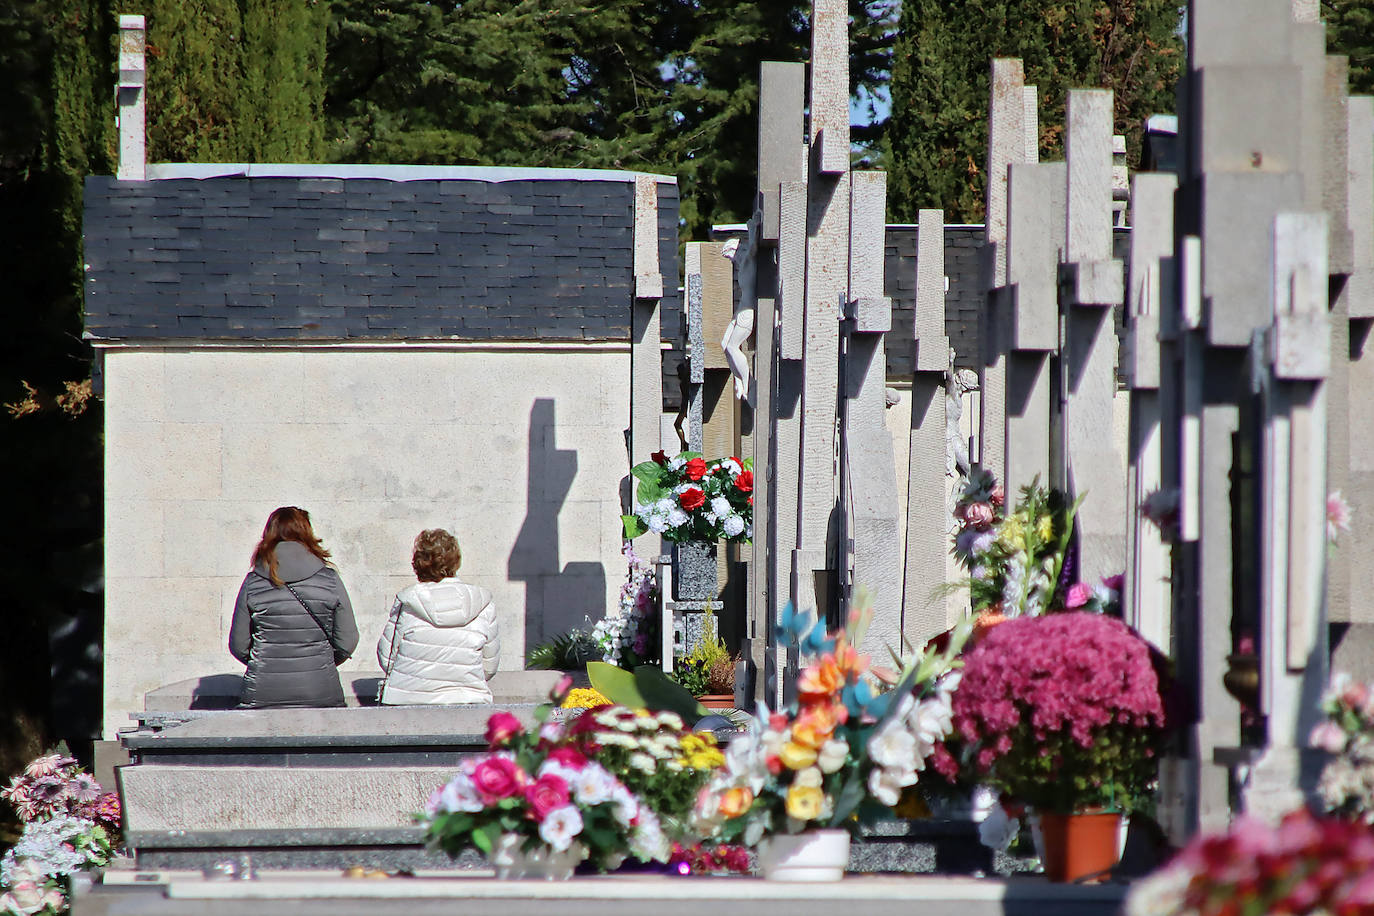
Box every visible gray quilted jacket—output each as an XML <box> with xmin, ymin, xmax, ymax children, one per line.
<box><xmin>229</xmin><ymin>541</ymin><xmax>360</xmax><ymax>708</ymax></box>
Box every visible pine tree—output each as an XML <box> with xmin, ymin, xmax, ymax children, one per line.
<box><xmin>885</xmin><ymin>0</ymin><xmax>1183</xmax><ymax>223</ymax></box>
<box><xmin>324</xmin><ymin>0</ymin><xmax>898</xmax><ymax>238</ymax></box>
<box><xmin>1325</xmin><ymin>0</ymin><xmax>1374</xmax><ymax>93</ymax></box>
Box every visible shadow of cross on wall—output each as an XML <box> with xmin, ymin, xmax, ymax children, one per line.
<box><xmin>508</xmin><ymin>398</ymin><xmax>606</xmax><ymax>657</ymax></box>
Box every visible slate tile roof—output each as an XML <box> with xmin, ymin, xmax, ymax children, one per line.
<box><xmin>83</xmin><ymin>174</ymin><xmax>680</xmax><ymax>346</ymax></box>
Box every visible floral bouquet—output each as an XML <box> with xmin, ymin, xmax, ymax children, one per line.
<box><xmin>592</xmin><ymin>543</ymin><xmax>660</xmax><ymax>669</ymax></box>
<box><xmin>1</xmin><ymin>754</ymin><xmax>120</xmax><ymax>916</ymax></box>
<box><xmin>622</xmin><ymin>451</ymin><xmax>753</xmax><ymax>543</ymax></box>
<box><xmin>933</xmin><ymin>613</ymin><xmax>1166</xmax><ymax>815</ymax></box>
<box><xmin>951</xmin><ymin>473</ymin><xmax>1081</xmax><ymax>618</ymax></box>
<box><xmin>1309</xmin><ymin>672</ymin><xmax>1374</xmax><ymax>822</ymax></box>
<box><xmin>420</xmin><ymin>679</ymin><xmax>721</xmax><ymax>876</ymax></box>
<box><xmin>1124</xmin><ymin>808</ymin><xmax>1374</xmax><ymax>916</ymax></box>
<box><xmin>695</xmin><ymin>595</ymin><xmax>965</xmax><ymax>846</ymax></box>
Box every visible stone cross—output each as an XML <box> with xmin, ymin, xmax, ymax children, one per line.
<box><xmin>902</xmin><ymin>209</ymin><xmax>953</xmax><ymax>642</ymax></box>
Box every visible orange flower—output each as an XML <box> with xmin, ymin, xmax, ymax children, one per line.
<box><xmin>718</xmin><ymin>786</ymin><xmax>754</xmax><ymax>819</ymax></box>
<box><xmin>830</xmin><ymin>635</ymin><xmax>870</xmax><ymax>679</ymax></box>
<box><xmin>793</xmin><ymin>701</ymin><xmax>843</xmax><ymax>748</ymax></box>
<box><xmin>798</xmin><ymin>658</ymin><xmax>843</xmax><ymax>701</ymax></box>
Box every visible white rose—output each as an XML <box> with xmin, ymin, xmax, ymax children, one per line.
<box><xmin>817</xmin><ymin>738</ymin><xmax>849</xmax><ymax>774</ymax></box>
<box><xmin>794</xmin><ymin>766</ymin><xmax>823</xmax><ymax>789</ymax></box>
<box><xmin>867</xmin><ymin>766</ymin><xmax>905</xmax><ymax>807</ymax></box>
<box><xmin>538</xmin><ymin>805</ymin><xmax>584</xmax><ymax>852</ymax></box>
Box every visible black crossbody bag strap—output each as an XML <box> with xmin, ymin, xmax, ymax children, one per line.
<box><xmin>283</xmin><ymin>581</ymin><xmax>339</xmax><ymax>652</ymax></box>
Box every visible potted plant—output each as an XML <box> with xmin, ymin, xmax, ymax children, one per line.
<box><xmin>419</xmin><ymin>678</ymin><xmax>722</xmax><ymax>878</ymax></box>
<box><xmin>693</xmin><ymin>595</ymin><xmax>967</xmax><ymax>880</ymax></box>
<box><xmin>937</xmin><ymin>612</ymin><xmax>1168</xmax><ymax>882</ymax></box>
<box><xmin>670</xmin><ymin>618</ymin><xmax>736</xmax><ymax>709</ymax></box>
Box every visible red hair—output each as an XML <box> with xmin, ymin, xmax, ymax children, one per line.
<box><xmin>252</xmin><ymin>506</ymin><xmax>330</xmax><ymax>586</ymax></box>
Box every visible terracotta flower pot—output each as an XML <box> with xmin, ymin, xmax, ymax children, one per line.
<box><xmin>697</xmin><ymin>694</ymin><xmax>735</xmax><ymax>710</ymax></box>
<box><xmin>1037</xmin><ymin>810</ymin><xmax>1121</xmax><ymax>883</ymax></box>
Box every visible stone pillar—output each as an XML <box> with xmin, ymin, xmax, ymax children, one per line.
<box><xmin>978</xmin><ymin>59</ymin><xmax>1026</xmax><ymax>482</ymax></box>
<box><xmin>752</xmin><ymin>61</ymin><xmax>806</xmax><ymax>705</ymax></box>
<box><xmin>902</xmin><ymin>210</ymin><xmax>952</xmax><ymax>643</ymax></box>
<box><xmin>117</xmin><ymin>15</ymin><xmax>146</xmax><ymax>182</ymax></box>
<box><xmin>843</xmin><ymin>171</ymin><xmax>903</xmax><ymax>652</ymax></box>
<box><xmin>1124</xmin><ymin>172</ymin><xmax>1177</xmax><ymax>653</ymax></box>
<box><xmin>794</xmin><ymin>0</ymin><xmax>851</xmax><ymax>620</ymax></box>
<box><xmin>630</xmin><ymin>175</ymin><xmax>664</xmax><ymax>483</ymax></box>
<box><xmin>1003</xmin><ymin>161</ymin><xmax>1065</xmax><ymax>494</ymax></box>
<box><xmin>684</xmin><ymin>245</ymin><xmax>707</xmax><ymax>452</ymax></box>
<box><xmin>1059</xmin><ymin>89</ymin><xmax>1125</xmax><ymax>586</ymax></box>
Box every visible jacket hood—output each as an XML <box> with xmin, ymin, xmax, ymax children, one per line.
<box><xmin>397</xmin><ymin>577</ymin><xmax>493</xmax><ymax>628</ymax></box>
<box><xmin>254</xmin><ymin>540</ymin><xmax>327</xmax><ymax>584</ymax></box>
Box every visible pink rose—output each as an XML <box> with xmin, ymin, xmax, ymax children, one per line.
<box><xmin>1309</xmin><ymin>721</ymin><xmax>1347</xmax><ymax>754</ymax></box>
<box><xmin>471</xmin><ymin>756</ymin><xmax>527</xmax><ymax>804</ymax></box>
<box><xmin>546</xmin><ymin>747</ymin><xmax>587</xmax><ymax>769</ymax></box>
<box><xmin>1064</xmin><ymin>583</ymin><xmax>1093</xmax><ymax>608</ymax></box>
<box><xmin>485</xmin><ymin>711</ymin><xmax>524</xmax><ymax>747</ymax></box>
<box><xmin>550</xmin><ymin>674</ymin><xmax>573</xmax><ymax>703</ymax></box>
<box><xmin>524</xmin><ymin>773</ymin><xmax>571</xmax><ymax>821</ymax></box>
<box><xmin>964</xmin><ymin>502</ymin><xmax>995</xmax><ymax>528</ymax></box>
<box><xmin>989</xmin><ymin>485</ymin><xmax>1005</xmax><ymax>507</ymax></box>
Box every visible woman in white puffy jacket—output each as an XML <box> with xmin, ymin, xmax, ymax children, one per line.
<box><xmin>377</xmin><ymin>529</ymin><xmax>500</xmax><ymax>704</ymax></box>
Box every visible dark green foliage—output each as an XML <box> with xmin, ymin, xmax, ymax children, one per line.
<box><xmin>1325</xmin><ymin>0</ymin><xmax>1374</xmax><ymax>93</ymax></box>
<box><xmin>0</xmin><ymin>0</ymin><xmax>114</xmax><ymax>779</ymax></box>
<box><xmin>138</xmin><ymin>0</ymin><xmax>326</xmax><ymax>162</ymax></box>
<box><xmin>885</xmin><ymin>0</ymin><xmax>1183</xmax><ymax>223</ymax></box>
<box><xmin>526</xmin><ymin>628</ymin><xmax>596</xmax><ymax>670</ymax></box>
<box><xmin>324</xmin><ymin>0</ymin><xmax>896</xmax><ymax>238</ymax></box>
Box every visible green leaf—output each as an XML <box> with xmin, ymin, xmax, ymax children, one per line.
<box><xmin>587</xmin><ymin>661</ymin><xmax>647</xmax><ymax>708</ymax></box>
<box><xmin>828</xmin><ymin>771</ymin><xmax>867</xmax><ymax>827</ymax></box>
<box><xmin>634</xmin><ymin>664</ymin><xmax>708</xmax><ymax>720</ymax></box>
<box><xmin>623</xmin><ymin>514</ymin><xmax>647</xmax><ymax>539</ymax></box>
<box><xmin>472</xmin><ymin>821</ymin><xmax>501</xmax><ymax>855</ymax></box>
<box><xmin>635</xmin><ymin>479</ymin><xmax>666</xmax><ymax>505</ymax></box>
<box><xmin>630</xmin><ymin>460</ymin><xmax>666</xmax><ymax>483</ymax></box>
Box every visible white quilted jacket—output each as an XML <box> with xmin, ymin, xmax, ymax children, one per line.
<box><xmin>376</xmin><ymin>576</ymin><xmax>500</xmax><ymax>704</ymax></box>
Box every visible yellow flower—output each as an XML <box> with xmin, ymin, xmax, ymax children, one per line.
<box><xmin>996</xmin><ymin>516</ymin><xmax>1024</xmax><ymax>550</ymax></box>
<box><xmin>785</xmin><ymin>784</ymin><xmax>825</xmax><ymax>821</ymax></box>
<box><xmin>560</xmin><ymin>687</ymin><xmax>611</xmax><ymax>709</ymax></box>
<box><xmin>1035</xmin><ymin>515</ymin><xmax>1053</xmax><ymax>542</ymax></box>
<box><xmin>688</xmin><ymin>748</ymin><xmax>725</xmax><ymax>769</ymax></box>
<box><xmin>719</xmin><ymin>786</ymin><xmax>754</xmax><ymax>818</ymax></box>
<box><xmin>778</xmin><ymin>741</ymin><xmax>818</xmax><ymax>770</ymax></box>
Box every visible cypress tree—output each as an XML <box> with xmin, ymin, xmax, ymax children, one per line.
<box><xmin>885</xmin><ymin>0</ymin><xmax>1183</xmax><ymax>223</ymax></box>
<box><xmin>140</xmin><ymin>0</ymin><xmax>326</xmax><ymax>163</ymax></box>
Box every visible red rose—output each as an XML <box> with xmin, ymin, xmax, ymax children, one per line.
<box><xmin>471</xmin><ymin>756</ymin><xmax>527</xmax><ymax>804</ymax></box>
<box><xmin>651</xmin><ymin>450</ymin><xmax>668</xmax><ymax>465</ymax></box>
<box><xmin>484</xmin><ymin>711</ymin><xmax>524</xmax><ymax>747</ymax></box>
<box><xmin>679</xmin><ymin>487</ymin><xmax>706</xmax><ymax>511</ymax></box>
<box><xmin>546</xmin><ymin>746</ymin><xmax>588</xmax><ymax>770</ymax></box>
<box><xmin>734</xmin><ymin>470</ymin><xmax>754</xmax><ymax>493</ymax></box>
<box><xmin>524</xmin><ymin>773</ymin><xmax>571</xmax><ymax>821</ymax></box>
<box><xmin>684</xmin><ymin>458</ymin><xmax>707</xmax><ymax>481</ymax></box>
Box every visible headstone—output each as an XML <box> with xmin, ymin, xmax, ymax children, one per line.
<box><xmin>902</xmin><ymin>210</ymin><xmax>952</xmax><ymax>643</ymax></box>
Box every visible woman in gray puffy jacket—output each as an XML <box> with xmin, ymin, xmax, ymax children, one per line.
<box><xmin>229</xmin><ymin>507</ymin><xmax>360</xmax><ymax>708</ymax></box>
<box><xmin>377</xmin><ymin>529</ymin><xmax>500</xmax><ymax>704</ymax></box>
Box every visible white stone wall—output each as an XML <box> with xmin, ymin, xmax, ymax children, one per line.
<box><xmin>101</xmin><ymin>344</ymin><xmax>631</xmax><ymax>737</ymax></box>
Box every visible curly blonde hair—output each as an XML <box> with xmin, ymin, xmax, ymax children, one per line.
<box><xmin>412</xmin><ymin>529</ymin><xmax>461</xmax><ymax>582</ymax></box>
